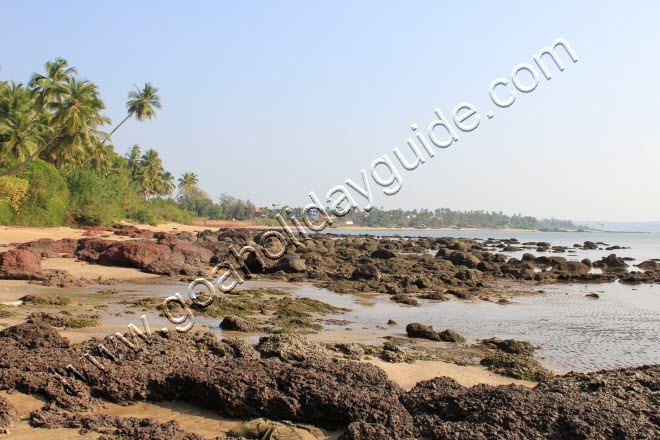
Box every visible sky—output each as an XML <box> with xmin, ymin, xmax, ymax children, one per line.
<box><xmin>2</xmin><ymin>1</ymin><xmax>659</xmax><ymax>222</ymax></box>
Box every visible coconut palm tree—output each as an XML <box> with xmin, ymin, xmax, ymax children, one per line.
<box><xmin>176</xmin><ymin>172</ymin><xmax>198</xmax><ymax>198</ymax></box>
<box><xmin>0</xmin><ymin>82</ymin><xmax>45</xmax><ymax>163</ymax></box>
<box><xmin>125</xmin><ymin>144</ymin><xmax>142</xmax><ymax>179</ymax></box>
<box><xmin>104</xmin><ymin>83</ymin><xmax>162</xmax><ymax>143</ymax></box>
<box><xmin>28</xmin><ymin>58</ymin><xmax>76</xmax><ymax>120</ymax></box>
<box><xmin>159</xmin><ymin>171</ymin><xmax>175</xmax><ymax>197</ymax></box>
<box><xmin>0</xmin><ymin>77</ymin><xmax>109</xmax><ymax>176</ymax></box>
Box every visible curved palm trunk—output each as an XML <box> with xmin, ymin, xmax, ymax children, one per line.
<box><xmin>30</xmin><ymin>99</ymin><xmax>49</xmax><ymax>122</ymax></box>
<box><xmin>102</xmin><ymin>112</ymin><xmax>133</xmax><ymax>145</ymax></box>
<box><xmin>0</xmin><ymin>126</ymin><xmax>64</xmax><ymax>177</ymax></box>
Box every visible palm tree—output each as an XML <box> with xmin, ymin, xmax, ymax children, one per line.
<box><xmin>176</xmin><ymin>172</ymin><xmax>198</xmax><ymax>198</ymax></box>
<box><xmin>125</xmin><ymin>144</ymin><xmax>142</xmax><ymax>178</ymax></box>
<box><xmin>135</xmin><ymin>148</ymin><xmax>164</xmax><ymax>198</ymax></box>
<box><xmin>0</xmin><ymin>78</ymin><xmax>109</xmax><ymax>176</ymax></box>
<box><xmin>28</xmin><ymin>58</ymin><xmax>76</xmax><ymax>120</ymax></box>
<box><xmin>46</xmin><ymin>78</ymin><xmax>110</xmax><ymax>169</ymax></box>
<box><xmin>159</xmin><ymin>171</ymin><xmax>175</xmax><ymax>197</ymax></box>
<box><xmin>104</xmin><ymin>83</ymin><xmax>161</xmax><ymax>143</ymax></box>
<box><xmin>0</xmin><ymin>82</ymin><xmax>45</xmax><ymax>163</ymax></box>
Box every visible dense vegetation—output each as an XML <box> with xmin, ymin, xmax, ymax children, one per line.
<box><xmin>339</xmin><ymin>207</ymin><xmax>582</xmax><ymax>230</ymax></box>
<box><xmin>0</xmin><ymin>59</ymin><xmax>205</xmax><ymax>226</ymax></box>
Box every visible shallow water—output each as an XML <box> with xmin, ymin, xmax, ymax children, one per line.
<box><xmin>262</xmin><ymin>281</ymin><xmax>658</xmax><ymax>373</ymax></box>
<box><xmin>329</xmin><ymin>229</ymin><xmax>660</xmax><ymax>263</ymax></box>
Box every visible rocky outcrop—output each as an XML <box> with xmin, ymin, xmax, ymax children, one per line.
<box><xmin>0</xmin><ymin>248</ymin><xmax>44</xmax><ymax>280</ymax></box>
<box><xmin>402</xmin><ymin>373</ymin><xmax>658</xmax><ymax>440</ymax></box>
<box><xmin>0</xmin><ymin>396</ymin><xmax>17</xmax><ymax>430</ymax></box>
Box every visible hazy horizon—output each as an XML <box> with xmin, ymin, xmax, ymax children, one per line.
<box><xmin>3</xmin><ymin>1</ymin><xmax>659</xmax><ymax>222</ymax></box>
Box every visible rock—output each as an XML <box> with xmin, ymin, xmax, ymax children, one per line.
<box><xmin>480</xmin><ymin>337</ymin><xmax>535</xmax><ymax>356</ymax></box>
<box><xmin>98</xmin><ymin>241</ymin><xmax>171</xmax><ymax>269</ymax></box>
<box><xmin>581</xmin><ymin>258</ymin><xmax>592</xmax><ymax>268</ymax></box>
<box><xmin>406</xmin><ymin>323</ymin><xmax>441</xmax><ymax>341</ymax></box>
<box><xmin>0</xmin><ymin>249</ymin><xmax>44</xmax><ymax>280</ymax></box>
<box><xmin>227</xmin><ymin>418</ymin><xmax>327</xmax><ymax>440</ymax></box>
<box><xmin>392</xmin><ymin>294</ymin><xmax>420</xmax><ymax>306</ymax></box>
<box><xmin>585</xmin><ymin>293</ymin><xmax>600</xmax><ymax>299</ymax></box>
<box><xmin>220</xmin><ymin>315</ymin><xmax>256</xmax><ymax>332</ymax></box>
<box><xmin>18</xmin><ymin>238</ymin><xmax>78</xmax><ymax>255</ymax></box>
<box><xmin>446</xmin><ymin>251</ymin><xmax>480</xmax><ymax>268</ymax></box>
<box><xmin>437</xmin><ymin>329</ymin><xmax>466</xmax><ymax>343</ymax></box>
<box><xmin>402</xmin><ymin>370</ymin><xmax>658</xmax><ymax>440</ymax></box>
<box><xmin>636</xmin><ymin>260</ymin><xmax>659</xmax><ymax>271</ymax></box>
<box><xmin>271</xmin><ymin>256</ymin><xmax>307</xmax><ymax>273</ymax></box>
<box><xmin>334</xmin><ymin>343</ymin><xmax>365</xmax><ymax>359</ymax></box>
<box><xmin>480</xmin><ymin>352</ymin><xmax>553</xmax><ymax>382</ymax></box>
<box><xmin>351</xmin><ymin>263</ymin><xmax>380</xmax><ymax>281</ymax></box>
<box><xmin>0</xmin><ymin>322</ymin><xmax>70</xmax><ymax>349</ymax></box>
<box><xmin>583</xmin><ymin>241</ymin><xmax>598</xmax><ymax>250</ymax></box>
<box><xmin>0</xmin><ymin>396</ymin><xmax>17</xmax><ymax>429</ymax></box>
<box><xmin>370</xmin><ymin>248</ymin><xmax>398</xmax><ymax>259</ymax></box>
<box><xmin>594</xmin><ymin>254</ymin><xmax>628</xmax><ymax>269</ymax></box>
<box><xmin>256</xmin><ymin>334</ymin><xmax>330</xmax><ymax>361</ymax></box>
<box><xmin>222</xmin><ymin>337</ymin><xmax>260</xmax><ymax>359</ymax></box>
<box><xmin>0</xmin><ymin>323</ymin><xmax>414</xmax><ymax>438</ymax></box>
<box><xmin>157</xmin><ymin>236</ymin><xmax>213</xmax><ymax>264</ymax></box>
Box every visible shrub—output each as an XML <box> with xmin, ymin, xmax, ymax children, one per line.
<box><xmin>13</xmin><ymin>160</ymin><xmax>69</xmax><ymax>226</ymax></box>
<box><xmin>130</xmin><ymin>207</ymin><xmax>158</xmax><ymax>226</ymax></box>
<box><xmin>66</xmin><ymin>169</ymin><xmax>141</xmax><ymax>226</ymax></box>
<box><xmin>143</xmin><ymin>198</ymin><xmax>196</xmax><ymax>225</ymax></box>
<box><xmin>0</xmin><ymin>176</ymin><xmax>29</xmax><ymax>212</ymax></box>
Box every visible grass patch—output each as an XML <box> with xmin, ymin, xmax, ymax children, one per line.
<box><xmin>119</xmin><ymin>297</ymin><xmax>161</xmax><ymax>308</ymax></box>
<box><xmin>0</xmin><ymin>304</ymin><xmax>18</xmax><ymax>318</ymax></box>
<box><xmin>28</xmin><ymin>312</ymin><xmax>101</xmax><ymax>329</ymax></box>
<box><xmin>98</xmin><ymin>288</ymin><xmax>123</xmax><ymax>295</ymax></box>
<box><xmin>20</xmin><ymin>295</ymin><xmax>72</xmax><ymax>306</ymax></box>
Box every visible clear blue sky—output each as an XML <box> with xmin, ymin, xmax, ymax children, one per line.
<box><xmin>3</xmin><ymin>1</ymin><xmax>659</xmax><ymax>221</ymax></box>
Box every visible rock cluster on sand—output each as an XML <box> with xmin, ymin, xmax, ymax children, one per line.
<box><xmin>3</xmin><ymin>227</ymin><xmax>660</xmax><ymax>294</ymax></box>
<box><xmin>0</xmin><ymin>323</ymin><xmax>657</xmax><ymax>439</ymax></box>
<box><xmin>405</xmin><ymin>323</ymin><xmax>466</xmax><ymax>343</ymax></box>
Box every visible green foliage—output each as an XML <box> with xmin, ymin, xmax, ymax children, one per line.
<box><xmin>66</xmin><ymin>169</ymin><xmax>141</xmax><ymax>226</ymax></box>
<box><xmin>20</xmin><ymin>294</ymin><xmax>72</xmax><ymax>306</ymax></box>
<box><xmin>143</xmin><ymin>198</ymin><xmax>196</xmax><ymax>224</ymax></box>
<box><xmin>0</xmin><ymin>175</ymin><xmax>29</xmax><ymax>211</ymax></box>
<box><xmin>10</xmin><ymin>160</ymin><xmax>69</xmax><ymax>226</ymax></box>
<box><xmin>218</xmin><ymin>193</ymin><xmax>255</xmax><ymax>220</ymax></box>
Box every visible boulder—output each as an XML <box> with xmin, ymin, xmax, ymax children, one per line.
<box><xmin>271</xmin><ymin>256</ymin><xmax>307</xmax><ymax>273</ymax></box>
<box><xmin>370</xmin><ymin>248</ymin><xmax>398</xmax><ymax>259</ymax></box>
<box><xmin>0</xmin><ymin>249</ymin><xmax>44</xmax><ymax>280</ymax></box>
<box><xmin>220</xmin><ymin>315</ymin><xmax>256</xmax><ymax>332</ymax></box>
<box><xmin>351</xmin><ymin>263</ymin><xmax>381</xmax><ymax>281</ymax></box>
<box><xmin>446</xmin><ymin>251</ymin><xmax>480</xmax><ymax>268</ymax></box>
<box><xmin>636</xmin><ymin>260</ymin><xmax>659</xmax><ymax>271</ymax></box>
<box><xmin>406</xmin><ymin>323</ymin><xmax>441</xmax><ymax>341</ymax></box>
<box><xmin>98</xmin><ymin>241</ymin><xmax>171</xmax><ymax>269</ymax></box>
